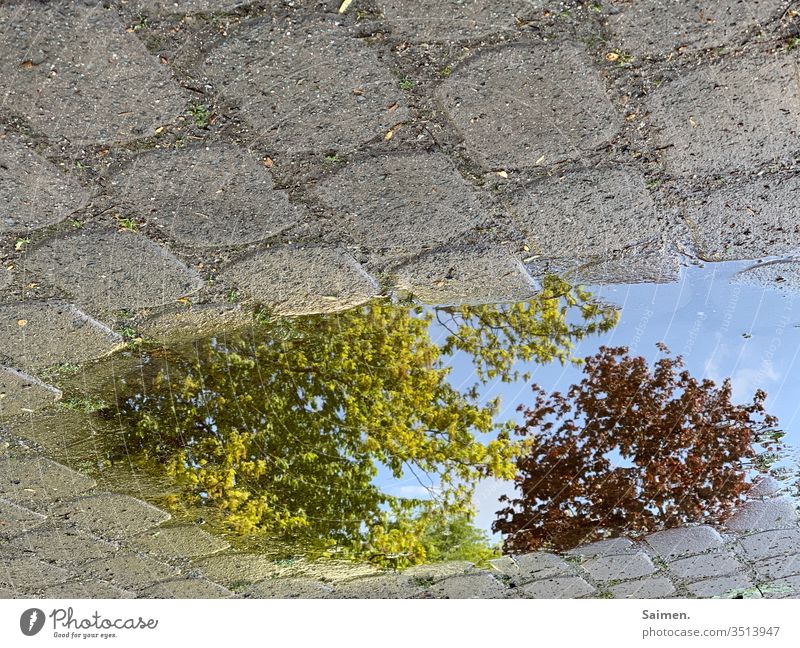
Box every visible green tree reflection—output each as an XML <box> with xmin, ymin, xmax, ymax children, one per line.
<box><xmin>113</xmin><ymin>276</ymin><xmax>618</xmax><ymax>567</ymax></box>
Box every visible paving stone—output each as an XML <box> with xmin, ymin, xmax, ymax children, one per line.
<box><xmin>0</xmin><ymin>3</ymin><xmax>186</xmax><ymax>144</ymax></box>
<box><xmin>84</xmin><ymin>553</ymin><xmax>180</xmax><ymax>591</ymax></box>
<box><xmin>315</xmin><ymin>152</ymin><xmax>488</xmax><ymax>250</ymax></box>
<box><xmin>611</xmin><ymin>577</ymin><xmax>676</xmax><ymax>599</ymax></box>
<box><xmin>0</xmin><ymin>456</ymin><xmax>96</xmax><ymax>505</ymax></box>
<box><xmin>0</xmin><ymin>498</ymin><xmax>46</xmax><ymax>537</ymax></box>
<box><xmin>0</xmin><ymin>135</ymin><xmax>89</xmax><ymax>234</ymax></box>
<box><xmin>646</xmin><ymin>54</ymin><xmax>800</xmax><ymax>176</ymax></box>
<box><xmin>687</xmin><ymin>574</ymin><xmax>757</xmax><ymax>598</ymax></box>
<box><xmin>739</xmin><ymin>529</ymin><xmax>800</xmax><ymax>562</ymax></box>
<box><xmin>608</xmin><ymin>0</ymin><xmax>782</xmax><ymax>57</ymax></box>
<box><xmin>513</xmin><ymin>552</ymin><xmax>574</xmax><ymax>582</ymax></box>
<box><xmin>111</xmin><ymin>144</ymin><xmax>303</xmax><ymax>248</ymax></box>
<box><xmin>137</xmin><ymin>303</ymin><xmax>252</xmax><ymax>342</ymax></box>
<box><xmin>404</xmin><ymin>560</ymin><xmax>473</xmax><ymax>582</ymax></box>
<box><xmin>516</xmin><ymin>575</ymin><xmax>595</xmax><ymax>598</ymax></box>
<box><xmin>753</xmin><ymin>555</ymin><xmax>800</xmax><ymax>581</ymax></box>
<box><xmin>332</xmin><ymin>573</ymin><xmax>423</xmax><ymax>599</ymax></box>
<box><xmin>0</xmin><ymin>367</ymin><xmax>61</xmax><ymax>418</ymax></box>
<box><xmin>437</xmin><ymin>43</ymin><xmax>620</xmax><ymax>168</ymax></box>
<box><xmin>23</xmin><ymin>227</ymin><xmax>204</xmax><ymax>317</ymax></box>
<box><xmin>748</xmin><ymin>476</ymin><xmax>784</xmax><ymax>498</ymax></box>
<box><xmin>487</xmin><ymin>556</ymin><xmax>518</xmax><ymax>577</ymax></box>
<box><xmin>565</xmin><ymin>242</ymin><xmax>681</xmax><ymax>285</ymax></box>
<box><xmin>141</xmin><ymin>578</ymin><xmax>232</xmax><ymax>599</ymax></box>
<box><xmin>0</xmin><ymin>557</ymin><xmax>71</xmax><ymax>593</ymax></box>
<box><xmin>393</xmin><ymin>247</ymin><xmax>538</xmax><ymax>305</ymax></box>
<box><xmin>221</xmin><ymin>246</ymin><xmax>378</xmax><ymax>315</ymax></box>
<box><xmin>53</xmin><ymin>493</ymin><xmax>171</xmax><ymax>540</ymax></box>
<box><xmin>205</xmin><ymin>20</ymin><xmax>409</xmax><ymax>154</ymax></box>
<box><xmin>246</xmin><ymin>577</ymin><xmax>333</xmax><ymax>599</ymax></box>
<box><xmin>507</xmin><ymin>168</ymin><xmax>669</xmax><ymax>261</ymax></box>
<box><xmin>733</xmin><ymin>260</ymin><xmax>800</xmax><ymax>295</ymax></box>
<box><xmin>581</xmin><ymin>552</ymin><xmax>657</xmax><ymax>582</ymax></box>
<box><xmin>10</xmin><ymin>526</ymin><xmax>117</xmax><ymax>566</ymax></box>
<box><xmin>1</xmin><ymin>409</ymin><xmax>102</xmax><ymax>457</ymax></box>
<box><xmin>0</xmin><ymin>301</ymin><xmax>122</xmax><ymax>371</ymax></box>
<box><xmin>724</xmin><ymin>498</ymin><xmax>799</xmax><ymax>533</ymax></box>
<box><xmin>41</xmin><ymin>580</ymin><xmax>135</xmax><ymax>599</ymax></box>
<box><xmin>130</xmin><ymin>525</ymin><xmax>230</xmax><ymax>559</ymax></box>
<box><xmin>668</xmin><ymin>552</ymin><xmax>743</xmax><ymax>580</ymax></box>
<box><xmin>759</xmin><ymin>576</ymin><xmax>800</xmax><ymax>599</ymax></box>
<box><xmin>430</xmin><ymin>572</ymin><xmax>507</xmax><ymax>599</ymax></box>
<box><xmin>380</xmin><ymin>0</ymin><xmax>536</xmax><ymax>41</ymax></box>
<box><xmin>686</xmin><ymin>175</ymin><xmax>800</xmax><ymax>261</ymax></box>
<box><xmin>645</xmin><ymin>526</ymin><xmax>725</xmax><ymax>561</ymax></box>
<box><xmin>197</xmin><ymin>554</ymin><xmax>283</xmax><ymax>587</ymax></box>
<box><xmin>566</xmin><ymin>537</ymin><xmax>638</xmax><ymax>558</ymax></box>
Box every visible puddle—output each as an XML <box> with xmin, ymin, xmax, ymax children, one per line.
<box><xmin>31</xmin><ymin>262</ymin><xmax>800</xmax><ymax>569</ymax></box>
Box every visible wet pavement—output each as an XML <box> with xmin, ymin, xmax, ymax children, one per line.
<box><xmin>2</xmin><ymin>0</ymin><xmax>800</xmax><ymax>598</ymax></box>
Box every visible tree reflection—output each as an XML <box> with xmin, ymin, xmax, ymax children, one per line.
<box><xmin>110</xmin><ymin>276</ymin><xmax>618</xmax><ymax>566</ymax></box>
<box><xmin>493</xmin><ymin>344</ymin><xmax>781</xmax><ymax>553</ymax></box>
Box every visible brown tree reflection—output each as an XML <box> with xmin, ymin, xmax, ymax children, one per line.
<box><xmin>493</xmin><ymin>344</ymin><xmax>781</xmax><ymax>553</ymax></box>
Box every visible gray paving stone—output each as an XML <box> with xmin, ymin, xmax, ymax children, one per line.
<box><xmin>611</xmin><ymin>577</ymin><xmax>676</xmax><ymax>599</ymax></box>
<box><xmin>646</xmin><ymin>54</ymin><xmax>800</xmax><ymax>176</ymax></box>
<box><xmin>84</xmin><ymin>553</ymin><xmax>180</xmax><ymax>591</ymax></box>
<box><xmin>733</xmin><ymin>260</ymin><xmax>800</xmax><ymax>295</ymax></box>
<box><xmin>23</xmin><ymin>227</ymin><xmax>204</xmax><ymax>317</ymax></box>
<box><xmin>0</xmin><ymin>498</ymin><xmax>47</xmax><ymax>537</ymax></box>
<box><xmin>581</xmin><ymin>552</ymin><xmax>657</xmax><ymax>582</ymax></box>
<box><xmin>565</xmin><ymin>242</ymin><xmax>681</xmax><ymax>285</ymax></box>
<box><xmin>645</xmin><ymin>526</ymin><xmax>725</xmax><ymax>561</ymax></box>
<box><xmin>739</xmin><ymin>529</ymin><xmax>800</xmax><ymax>562</ymax></box>
<box><xmin>507</xmin><ymin>168</ymin><xmax>669</xmax><ymax>260</ymax></box>
<box><xmin>608</xmin><ymin>0</ymin><xmax>782</xmax><ymax>57</ymax></box>
<box><xmin>437</xmin><ymin>43</ymin><xmax>620</xmax><ymax>168</ymax></box>
<box><xmin>246</xmin><ymin>577</ymin><xmax>333</xmax><ymax>599</ymax></box>
<box><xmin>10</xmin><ymin>526</ymin><xmax>117</xmax><ymax>566</ymax></box>
<box><xmin>686</xmin><ymin>175</ymin><xmax>800</xmax><ymax>261</ymax></box>
<box><xmin>197</xmin><ymin>554</ymin><xmax>282</xmax><ymax>587</ymax></box>
<box><xmin>393</xmin><ymin>247</ymin><xmax>538</xmax><ymax>305</ymax></box>
<box><xmin>724</xmin><ymin>498</ymin><xmax>799</xmax><ymax>533</ymax></box>
<box><xmin>111</xmin><ymin>144</ymin><xmax>303</xmax><ymax>248</ymax></box>
<box><xmin>140</xmin><ymin>578</ymin><xmax>232</xmax><ymax>599</ymax></box>
<box><xmin>0</xmin><ymin>135</ymin><xmax>88</xmax><ymax>234</ymax></box>
<box><xmin>130</xmin><ymin>525</ymin><xmax>230</xmax><ymax>559</ymax></box>
<box><xmin>137</xmin><ymin>303</ymin><xmax>252</xmax><ymax>342</ymax></box>
<box><xmin>314</xmin><ymin>152</ymin><xmax>488</xmax><ymax>250</ymax></box>
<box><xmin>0</xmin><ymin>456</ymin><xmax>96</xmax><ymax>505</ymax></box>
<box><xmin>759</xmin><ymin>576</ymin><xmax>800</xmax><ymax>599</ymax></box>
<box><xmin>404</xmin><ymin>560</ymin><xmax>473</xmax><ymax>582</ymax></box>
<box><xmin>516</xmin><ymin>576</ymin><xmax>595</xmax><ymax>599</ymax></box>
<box><xmin>748</xmin><ymin>476</ymin><xmax>784</xmax><ymax>498</ymax></box>
<box><xmin>1</xmin><ymin>410</ymin><xmax>101</xmax><ymax>457</ymax></box>
<box><xmin>380</xmin><ymin>0</ymin><xmax>536</xmax><ymax>41</ymax></box>
<box><xmin>487</xmin><ymin>556</ymin><xmax>518</xmax><ymax>577</ymax></box>
<box><xmin>53</xmin><ymin>493</ymin><xmax>171</xmax><ymax>540</ymax></box>
<box><xmin>0</xmin><ymin>367</ymin><xmax>61</xmax><ymax>418</ymax></box>
<box><xmin>41</xmin><ymin>579</ymin><xmax>135</xmax><ymax>599</ymax></box>
<box><xmin>513</xmin><ymin>552</ymin><xmax>575</xmax><ymax>583</ymax></box>
<box><xmin>221</xmin><ymin>246</ymin><xmax>378</xmax><ymax>315</ymax></box>
<box><xmin>566</xmin><ymin>537</ymin><xmax>638</xmax><ymax>558</ymax></box>
<box><xmin>0</xmin><ymin>301</ymin><xmax>122</xmax><ymax>371</ymax></box>
<box><xmin>332</xmin><ymin>573</ymin><xmax>423</xmax><ymax>599</ymax></box>
<box><xmin>205</xmin><ymin>20</ymin><xmax>409</xmax><ymax>154</ymax></box>
<box><xmin>687</xmin><ymin>574</ymin><xmax>758</xmax><ymax>598</ymax></box>
<box><xmin>0</xmin><ymin>3</ymin><xmax>186</xmax><ymax>144</ymax></box>
<box><xmin>753</xmin><ymin>555</ymin><xmax>800</xmax><ymax>581</ymax></box>
<box><xmin>430</xmin><ymin>572</ymin><xmax>507</xmax><ymax>599</ymax></box>
<box><xmin>668</xmin><ymin>552</ymin><xmax>743</xmax><ymax>580</ymax></box>
<box><xmin>0</xmin><ymin>557</ymin><xmax>71</xmax><ymax>593</ymax></box>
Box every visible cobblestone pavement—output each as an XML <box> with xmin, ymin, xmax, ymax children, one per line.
<box><xmin>3</xmin><ymin>0</ymin><xmax>800</xmax><ymax>598</ymax></box>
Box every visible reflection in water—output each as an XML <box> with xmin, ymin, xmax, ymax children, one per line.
<box><xmin>102</xmin><ymin>277</ymin><xmax>618</xmax><ymax>567</ymax></box>
<box><xmin>493</xmin><ymin>344</ymin><xmax>782</xmax><ymax>553</ymax></box>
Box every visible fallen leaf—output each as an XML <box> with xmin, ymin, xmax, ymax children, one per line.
<box><xmin>496</xmin><ymin>170</ymin><xmax>508</xmax><ymax>179</ymax></box>
<box><xmin>17</xmin><ymin>319</ymin><xmax>27</xmax><ymax>328</ymax></box>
